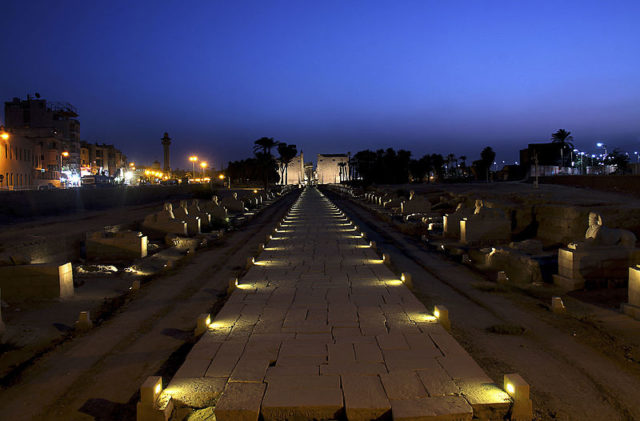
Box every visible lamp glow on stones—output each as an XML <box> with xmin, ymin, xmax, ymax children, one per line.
<box><xmin>503</xmin><ymin>373</ymin><xmax>533</xmax><ymax>419</ymax></box>
<box><xmin>434</xmin><ymin>305</ymin><xmax>450</xmax><ymax>330</ymax></box>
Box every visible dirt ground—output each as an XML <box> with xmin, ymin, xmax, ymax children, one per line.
<box><xmin>0</xmin><ymin>192</ymin><xmax>296</xmax><ymax>420</ymax></box>
<box><xmin>330</xmin><ymin>190</ymin><xmax>640</xmax><ymax>421</ymax></box>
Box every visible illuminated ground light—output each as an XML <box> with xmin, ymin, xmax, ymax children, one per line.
<box><xmin>400</xmin><ymin>272</ymin><xmax>413</xmax><ymax>288</ymax></box>
<box><xmin>264</xmin><ymin>246</ymin><xmax>285</xmax><ymax>251</ymax></box>
<box><xmin>369</xmin><ymin>258</ymin><xmax>385</xmax><ymax>264</ymax></box>
<box><xmin>370</xmin><ymin>241</ymin><xmax>376</xmax><ymax>249</ymax></box>
<box><xmin>137</xmin><ymin>376</ymin><xmax>169</xmax><ymax>419</ymax></box>
<box><xmin>246</xmin><ymin>256</ymin><xmax>255</xmax><ymax>269</ymax></box>
<box><xmin>433</xmin><ymin>304</ymin><xmax>450</xmax><ymax>330</ymax></box>
<box><xmin>382</xmin><ymin>253</ymin><xmax>390</xmax><ymax>264</ymax></box>
<box><xmin>195</xmin><ymin>313</ymin><xmax>211</xmax><ymax>335</ymax></box>
<box><xmin>504</xmin><ymin>373</ymin><xmax>533</xmax><ymax>419</ymax></box>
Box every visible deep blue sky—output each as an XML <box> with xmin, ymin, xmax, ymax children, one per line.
<box><xmin>2</xmin><ymin>1</ymin><xmax>640</xmax><ymax>168</ymax></box>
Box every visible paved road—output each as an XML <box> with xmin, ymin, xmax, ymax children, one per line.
<box><xmin>329</xmin><ymin>188</ymin><xmax>640</xmax><ymax>421</ymax></box>
<box><xmin>0</xmin><ymin>191</ymin><xmax>297</xmax><ymax>421</ymax></box>
<box><xmin>166</xmin><ymin>187</ymin><xmax>510</xmax><ymax>420</ymax></box>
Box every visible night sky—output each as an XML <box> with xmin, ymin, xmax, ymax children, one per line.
<box><xmin>1</xmin><ymin>1</ymin><xmax>639</xmax><ymax>168</ymax></box>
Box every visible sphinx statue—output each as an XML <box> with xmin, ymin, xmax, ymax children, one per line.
<box><xmin>555</xmin><ymin>212</ymin><xmax>638</xmax><ymax>290</ymax></box>
<box><xmin>201</xmin><ymin>195</ymin><xmax>228</xmax><ymax>221</ymax></box>
<box><xmin>401</xmin><ymin>190</ymin><xmax>431</xmax><ymax>216</ymax></box>
<box><xmin>142</xmin><ymin>203</ymin><xmax>187</xmax><ymax>237</ymax></box>
<box><xmin>584</xmin><ymin>212</ymin><xmax>636</xmax><ymax>248</ymax></box>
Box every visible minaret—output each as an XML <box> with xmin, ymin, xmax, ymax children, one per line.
<box><xmin>161</xmin><ymin>132</ymin><xmax>171</xmax><ymax>172</ymax></box>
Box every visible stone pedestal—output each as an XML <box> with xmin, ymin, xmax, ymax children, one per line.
<box><xmin>622</xmin><ymin>265</ymin><xmax>640</xmax><ymax>320</ymax></box>
<box><xmin>142</xmin><ymin>205</ymin><xmax>187</xmax><ymax>238</ymax></box>
<box><xmin>553</xmin><ymin>244</ymin><xmax>635</xmax><ymax>291</ymax></box>
<box><xmin>0</xmin><ymin>262</ymin><xmax>73</xmax><ymax>300</ymax></box>
<box><xmin>460</xmin><ymin>218</ymin><xmax>510</xmax><ymax>245</ymax></box>
<box><xmin>87</xmin><ymin>230</ymin><xmax>148</xmax><ymax>261</ymax></box>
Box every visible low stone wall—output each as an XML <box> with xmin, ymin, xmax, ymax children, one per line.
<box><xmin>539</xmin><ymin>175</ymin><xmax>640</xmax><ymax>197</ymax></box>
<box><xmin>0</xmin><ymin>184</ymin><xmax>217</xmax><ymax>222</ymax></box>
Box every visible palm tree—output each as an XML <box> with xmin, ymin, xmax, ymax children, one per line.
<box><xmin>277</xmin><ymin>142</ymin><xmax>297</xmax><ymax>185</ymax></box>
<box><xmin>253</xmin><ymin>137</ymin><xmax>278</xmax><ymax>157</ymax></box>
<box><xmin>551</xmin><ymin>129</ymin><xmax>574</xmax><ymax>168</ymax></box>
<box><xmin>253</xmin><ymin>137</ymin><xmax>279</xmax><ymax>188</ymax></box>
<box><xmin>459</xmin><ymin>155</ymin><xmax>467</xmax><ymax>176</ymax></box>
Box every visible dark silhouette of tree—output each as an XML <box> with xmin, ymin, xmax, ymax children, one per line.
<box><xmin>459</xmin><ymin>155</ymin><xmax>468</xmax><ymax>176</ymax></box>
<box><xmin>430</xmin><ymin>154</ymin><xmax>445</xmax><ymax>181</ymax></box>
<box><xmin>551</xmin><ymin>129</ymin><xmax>574</xmax><ymax>167</ymax></box>
<box><xmin>409</xmin><ymin>154</ymin><xmax>432</xmax><ymax>182</ymax></box>
<box><xmin>608</xmin><ymin>148</ymin><xmax>630</xmax><ymax>174</ymax></box>
<box><xmin>277</xmin><ymin>142</ymin><xmax>297</xmax><ymax>185</ymax></box>
<box><xmin>253</xmin><ymin>137</ymin><xmax>279</xmax><ymax>188</ymax></box>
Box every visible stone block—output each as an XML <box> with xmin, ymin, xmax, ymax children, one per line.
<box><xmin>455</xmin><ymin>378</ymin><xmax>511</xmax><ymax>420</ymax></box>
<box><xmin>86</xmin><ymin>230</ymin><xmax>147</xmax><ymax>261</ymax></box>
<box><xmin>460</xmin><ymin>218</ymin><xmax>510</xmax><ymax>245</ymax></box>
<box><xmin>0</xmin><ymin>262</ymin><xmax>73</xmax><ymax>301</ymax></box>
<box><xmin>215</xmin><ymin>382</ymin><xmax>266</xmax><ymax>421</ymax></box>
<box><xmin>261</xmin><ymin>379</ymin><xmax>343</xmax><ymax>421</ymax></box>
<box><xmin>342</xmin><ymin>374</ymin><xmax>391</xmax><ymax>421</ymax></box>
<box><xmin>390</xmin><ymin>396</ymin><xmax>473</xmax><ymax>420</ymax></box>
<box><xmin>380</xmin><ymin>371</ymin><xmax>428</xmax><ymax>400</ymax></box>
<box><xmin>165</xmin><ymin>377</ymin><xmax>227</xmax><ymax>408</ymax></box>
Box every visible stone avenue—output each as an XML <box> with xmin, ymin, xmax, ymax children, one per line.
<box><xmin>155</xmin><ymin>187</ymin><xmax>513</xmax><ymax>420</ymax></box>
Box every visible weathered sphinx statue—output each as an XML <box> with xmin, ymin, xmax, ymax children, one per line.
<box><xmin>556</xmin><ymin>212</ymin><xmax>638</xmax><ymax>290</ymax></box>
<box><xmin>582</xmin><ymin>212</ymin><xmax>636</xmax><ymax>248</ymax></box>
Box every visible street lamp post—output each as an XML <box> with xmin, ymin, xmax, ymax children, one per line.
<box><xmin>189</xmin><ymin>156</ymin><xmax>198</xmax><ymax>179</ymax></box>
<box><xmin>200</xmin><ymin>161</ymin><xmax>207</xmax><ymax>178</ymax></box>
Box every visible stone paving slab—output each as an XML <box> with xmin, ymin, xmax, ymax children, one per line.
<box><xmin>167</xmin><ymin>187</ymin><xmax>511</xmax><ymax>419</ymax></box>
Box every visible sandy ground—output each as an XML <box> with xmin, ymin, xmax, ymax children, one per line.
<box><xmin>331</xmin><ymin>191</ymin><xmax>640</xmax><ymax>421</ymax></box>
<box><xmin>0</xmin><ymin>192</ymin><xmax>296</xmax><ymax>420</ymax></box>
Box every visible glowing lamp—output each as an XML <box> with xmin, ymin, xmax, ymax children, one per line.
<box><xmin>382</xmin><ymin>253</ymin><xmax>390</xmax><ymax>265</ymax></box>
<box><xmin>503</xmin><ymin>373</ymin><xmax>533</xmax><ymax>419</ymax></box>
<box><xmin>0</xmin><ymin>132</ymin><xmax>8</xmax><ymax>140</ymax></box>
<box><xmin>195</xmin><ymin>313</ymin><xmax>211</xmax><ymax>335</ymax></box>
<box><xmin>369</xmin><ymin>241</ymin><xmax>376</xmax><ymax>250</ymax></box>
<box><xmin>246</xmin><ymin>256</ymin><xmax>255</xmax><ymax>269</ymax></box>
<box><xmin>400</xmin><ymin>272</ymin><xmax>413</xmax><ymax>288</ymax></box>
<box><xmin>140</xmin><ymin>376</ymin><xmax>163</xmax><ymax>405</ymax></box>
<box><xmin>433</xmin><ymin>305</ymin><xmax>450</xmax><ymax>331</ymax></box>
<box><xmin>61</xmin><ymin>151</ymin><xmax>69</xmax><ymax>157</ymax></box>
<box><xmin>253</xmin><ymin>189</ymin><xmax>258</xmax><ymax>193</ymax></box>
<box><xmin>219</xmin><ymin>174</ymin><xmax>225</xmax><ymax>180</ymax></box>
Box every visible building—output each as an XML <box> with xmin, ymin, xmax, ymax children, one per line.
<box><xmin>0</xmin><ymin>127</ymin><xmax>36</xmax><ymax>189</ymax></box>
<box><xmin>4</xmin><ymin>95</ymin><xmax>82</xmax><ymax>187</ymax></box>
<box><xmin>279</xmin><ymin>152</ymin><xmax>305</xmax><ymax>185</ymax></box>
<box><xmin>520</xmin><ymin>142</ymin><xmax>579</xmax><ymax>177</ymax></box>
<box><xmin>316</xmin><ymin>153</ymin><xmax>349</xmax><ymax>184</ymax></box>
<box><xmin>80</xmin><ymin>141</ymin><xmax>127</xmax><ymax>177</ymax></box>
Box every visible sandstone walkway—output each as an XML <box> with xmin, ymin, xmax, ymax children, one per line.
<box><xmin>164</xmin><ymin>187</ymin><xmax>511</xmax><ymax>420</ymax></box>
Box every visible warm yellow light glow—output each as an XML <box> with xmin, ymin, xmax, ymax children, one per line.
<box><xmin>205</xmin><ymin>315</ymin><xmax>211</xmax><ymax>326</ymax></box>
<box><xmin>264</xmin><ymin>247</ymin><xmax>285</xmax><ymax>251</ymax></box>
<box><xmin>61</xmin><ymin>151</ymin><xmax>69</xmax><ymax>157</ymax></box>
<box><xmin>200</xmin><ymin>161</ymin><xmax>207</xmax><ymax>168</ymax></box>
<box><xmin>189</xmin><ymin>156</ymin><xmax>198</xmax><ymax>162</ymax></box>
<box><xmin>154</xmin><ymin>383</ymin><xmax>162</xmax><ymax>395</ymax></box>
<box><xmin>0</xmin><ymin>132</ymin><xmax>9</xmax><ymax>140</ymax></box>
<box><xmin>506</xmin><ymin>383</ymin><xmax>515</xmax><ymax>395</ymax></box>
<box><xmin>401</xmin><ymin>274</ymin><xmax>406</xmax><ymax>282</ymax></box>
<box><xmin>219</xmin><ymin>174</ymin><xmax>225</xmax><ymax>179</ymax></box>
<box><xmin>129</xmin><ymin>162</ymin><xmax>135</xmax><ymax>166</ymax></box>
<box><xmin>237</xmin><ymin>283</ymin><xmax>253</xmax><ymax>289</ymax></box>
<box><xmin>422</xmin><ymin>315</ymin><xmax>438</xmax><ymax>322</ymax></box>
<box><xmin>253</xmin><ymin>189</ymin><xmax>258</xmax><ymax>193</ymax></box>
<box><xmin>434</xmin><ymin>309</ymin><xmax>441</xmax><ymax>319</ymax></box>
<box><xmin>386</xmin><ymin>280</ymin><xmax>403</xmax><ymax>286</ymax></box>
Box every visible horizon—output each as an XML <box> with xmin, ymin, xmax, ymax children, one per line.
<box><xmin>2</xmin><ymin>1</ymin><xmax>639</xmax><ymax>168</ymax></box>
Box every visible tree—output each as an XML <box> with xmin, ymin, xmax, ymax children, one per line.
<box><xmin>551</xmin><ymin>129</ymin><xmax>574</xmax><ymax>168</ymax></box>
<box><xmin>338</xmin><ymin>162</ymin><xmax>347</xmax><ymax>183</ymax></box>
<box><xmin>459</xmin><ymin>155</ymin><xmax>468</xmax><ymax>176</ymax></box>
<box><xmin>608</xmin><ymin>148</ymin><xmax>630</xmax><ymax>174</ymax></box>
<box><xmin>474</xmin><ymin>146</ymin><xmax>496</xmax><ymax>182</ymax></box>
<box><xmin>277</xmin><ymin>142</ymin><xmax>297</xmax><ymax>185</ymax></box>
<box><xmin>253</xmin><ymin>137</ymin><xmax>279</xmax><ymax>188</ymax></box>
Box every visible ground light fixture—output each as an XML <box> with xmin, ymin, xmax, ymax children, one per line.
<box><xmin>433</xmin><ymin>305</ymin><xmax>450</xmax><ymax>330</ymax></box>
<box><xmin>195</xmin><ymin>313</ymin><xmax>211</xmax><ymax>335</ymax></box>
<box><xmin>400</xmin><ymin>272</ymin><xmax>412</xmax><ymax>288</ymax></box>
<box><xmin>246</xmin><ymin>256</ymin><xmax>255</xmax><ymax>269</ymax></box>
<box><xmin>137</xmin><ymin>376</ymin><xmax>172</xmax><ymax>420</ymax></box>
<box><xmin>503</xmin><ymin>373</ymin><xmax>533</xmax><ymax>419</ymax></box>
